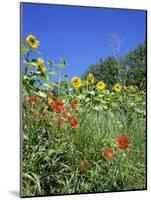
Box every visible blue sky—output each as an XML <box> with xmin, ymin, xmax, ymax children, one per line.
<box><xmin>22</xmin><ymin>3</ymin><xmax>146</xmax><ymax>80</ymax></box>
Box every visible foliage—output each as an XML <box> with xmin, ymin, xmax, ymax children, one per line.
<box><xmin>126</xmin><ymin>42</ymin><xmax>146</xmax><ymax>89</ymax></box>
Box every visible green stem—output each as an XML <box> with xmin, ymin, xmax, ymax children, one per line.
<box><xmin>90</xmin><ymin>85</ymin><xmax>93</xmax><ymax>108</ymax></box>
<box><xmin>58</xmin><ymin>69</ymin><xmax>62</xmax><ymax>97</ymax></box>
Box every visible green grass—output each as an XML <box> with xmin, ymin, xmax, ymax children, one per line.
<box><xmin>22</xmin><ymin>107</ymin><xmax>146</xmax><ymax>197</ymax></box>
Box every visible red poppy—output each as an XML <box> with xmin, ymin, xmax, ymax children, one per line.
<box><xmin>28</xmin><ymin>98</ymin><xmax>35</xmax><ymax>107</ymax></box>
<box><xmin>50</xmin><ymin>100</ymin><xmax>64</xmax><ymax>113</ymax></box>
<box><xmin>103</xmin><ymin>148</ymin><xmax>114</xmax><ymax>160</ymax></box>
<box><xmin>28</xmin><ymin>96</ymin><xmax>42</xmax><ymax>108</ymax></box>
<box><xmin>70</xmin><ymin>103</ymin><xmax>78</xmax><ymax>110</ymax></box>
<box><xmin>35</xmin><ymin>96</ymin><xmax>42</xmax><ymax>101</ymax></box>
<box><xmin>56</xmin><ymin>119</ymin><xmax>65</xmax><ymax>126</ymax></box>
<box><xmin>69</xmin><ymin>117</ymin><xmax>79</xmax><ymax>128</ymax></box>
<box><xmin>64</xmin><ymin>110</ymin><xmax>73</xmax><ymax>119</ymax></box>
<box><xmin>116</xmin><ymin>136</ymin><xmax>129</xmax><ymax>149</ymax></box>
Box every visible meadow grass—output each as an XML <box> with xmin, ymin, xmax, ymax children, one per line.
<box><xmin>22</xmin><ymin>106</ymin><xmax>146</xmax><ymax>196</ymax></box>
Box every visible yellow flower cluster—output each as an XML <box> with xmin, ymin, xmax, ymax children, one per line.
<box><xmin>71</xmin><ymin>73</ymin><xmax>122</xmax><ymax>93</ymax></box>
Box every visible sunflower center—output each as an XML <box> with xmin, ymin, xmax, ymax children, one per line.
<box><xmin>30</xmin><ymin>38</ymin><xmax>35</xmax><ymax>44</ymax></box>
<box><xmin>75</xmin><ymin>80</ymin><xmax>79</xmax><ymax>84</ymax></box>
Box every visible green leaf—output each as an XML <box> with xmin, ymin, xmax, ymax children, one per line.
<box><xmin>38</xmin><ymin>91</ymin><xmax>47</xmax><ymax>98</ymax></box>
<box><xmin>46</xmin><ymin>74</ymin><xmax>50</xmax><ymax>81</ymax></box>
<box><xmin>58</xmin><ymin>64</ymin><xmax>65</xmax><ymax>68</ymax></box>
<box><xmin>42</xmin><ymin>83</ymin><xmax>51</xmax><ymax>88</ymax></box>
<box><xmin>85</xmin><ymin>98</ymin><xmax>90</xmax><ymax>102</ymax></box>
<box><xmin>93</xmin><ymin>105</ymin><xmax>103</xmax><ymax>111</ymax></box>
<box><xmin>21</xmin><ymin>44</ymin><xmax>28</xmax><ymax>55</ymax></box>
<box><xmin>89</xmin><ymin>91</ymin><xmax>95</xmax><ymax>95</ymax></box>
<box><xmin>111</xmin><ymin>102</ymin><xmax>118</xmax><ymax>108</ymax></box>
<box><xmin>23</xmin><ymin>75</ymin><xmax>28</xmax><ymax>80</ymax></box>
<box><xmin>47</xmin><ymin>60</ymin><xmax>53</xmax><ymax>65</ymax></box>
<box><xmin>28</xmin><ymin>73</ymin><xmax>37</xmax><ymax>78</ymax></box>
<box><xmin>25</xmin><ymin>61</ymin><xmax>37</xmax><ymax>68</ymax></box>
<box><xmin>48</xmin><ymin>149</ymin><xmax>56</xmax><ymax>156</ymax></box>
<box><xmin>50</xmin><ymin>71</ymin><xmax>58</xmax><ymax>76</ymax></box>
<box><xmin>52</xmin><ymin>82</ymin><xmax>59</xmax><ymax>87</ymax></box>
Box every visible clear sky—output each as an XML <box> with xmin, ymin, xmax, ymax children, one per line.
<box><xmin>22</xmin><ymin>3</ymin><xmax>146</xmax><ymax>80</ymax></box>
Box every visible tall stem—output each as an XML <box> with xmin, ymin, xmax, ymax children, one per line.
<box><xmin>58</xmin><ymin>69</ymin><xmax>62</xmax><ymax>97</ymax></box>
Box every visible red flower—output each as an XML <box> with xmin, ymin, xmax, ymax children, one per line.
<box><xmin>56</xmin><ymin>119</ymin><xmax>65</xmax><ymax>126</ymax></box>
<box><xmin>70</xmin><ymin>103</ymin><xmax>78</xmax><ymax>110</ymax></box>
<box><xmin>64</xmin><ymin>110</ymin><xmax>73</xmax><ymax>119</ymax></box>
<box><xmin>69</xmin><ymin>117</ymin><xmax>79</xmax><ymax>128</ymax></box>
<box><xmin>103</xmin><ymin>148</ymin><xmax>114</xmax><ymax>160</ymax></box>
<box><xmin>116</xmin><ymin>136</ymin><xmax>129</xmax><ymax>149</ymax></box>
<box><xmin>50</xmin><ymin>100</ymin><xmax>64</xmax><ymax>113</ymax></box>
<box><xmin>28</xmin><ymin>96</ymin><xmax>42</xmax><ymax>108</ymax></box>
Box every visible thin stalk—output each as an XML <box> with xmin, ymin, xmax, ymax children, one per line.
<box><xmin>58</xmin><ymin>69</ymin><xmax>62</xmax><ymax>97</ymax></box>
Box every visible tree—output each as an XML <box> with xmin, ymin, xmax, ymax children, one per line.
<box><xmin>126</xmin><ymin>42</ymin><xmax>146</xmax><ymax>89</ymax></box>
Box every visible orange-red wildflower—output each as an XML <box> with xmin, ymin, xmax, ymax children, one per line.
<box><xmin>64</xmin><ymin>110</ymin><xmax>73</xmax><ymax>119</ymax></box>
<box><xmin>28</xmin><ymin>96</ymin><xmax>42</xmax><ymax>108</ymax></box>
<box><xmin>50</xmin><ymin>100</ymin><xmax>64</xmax><ymax>113</ymax></box>
<box><xmin>69</xmin><ymin>117</ymin><xmax>79</xmax><ymax>128</ymax></box>
<box><xmin>103</xmin><ymin>148</ymin><xmax>114</xmax><ymax>160</ymax></box>
<box><xmin>70</xmin><ymin>103</ymin><xmax>78</xmax><ymax>110</ymax></box>
<box><xmin>116</xmin><ymin>136</ymin><xmax>129</xmax><ymax>149</ymax></box>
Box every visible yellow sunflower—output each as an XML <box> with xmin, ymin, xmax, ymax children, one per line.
<box><xmin>87</xmin><ymin>73</ymin><xmax>95</xmax><ymax>84</ymax></box>
<box><xmin>97</xmin><ymin>81</ymin><xmax>106</xmax><ymax>90</ymax></box>
<box><xmin>113</xmin><ymin>84</ymin><xmax>122</xmax><ymax>92</ymax></box>
<box><xmin>37</xmin><ymin>57</ymin><xmax>46</xmax><ymax>73</ymax></box>
<box><xmin>26</xmin><ymin>34</ymin><xmax>40</xmax><ymax>49</ymax></box>
<box><xmin>71</xmin><ymin>77</ymin><xmax>82</xmax><ymax>88</ymax></box>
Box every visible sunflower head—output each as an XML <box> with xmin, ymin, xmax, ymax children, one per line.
<box><xmin>87</xmin><ymin>73</ymin><xmax>95</xmax><ymax>84</ymax></box>
<box><xmin>37</xmin><ymin>57</ymin><xmax>46</xmax><ymax>73</ymax></box>
<box><xmin>71</xmin><ymin>77</ymin><xmax>82</xmax><ymax>88</ymax></box>
<box><xmin>26</xmin><ymin>34</ymin><xmax>40</xmax><ymax>49</ymax></box>
<box><xmin>113</xmin><ymin>84</ymin><xmax>122</xmax><ymax>92</ymax></box>
<box><xmin>96</xmin><ymin>81</ymin><xmax>106</xmax><ymax>90</ymax></box>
